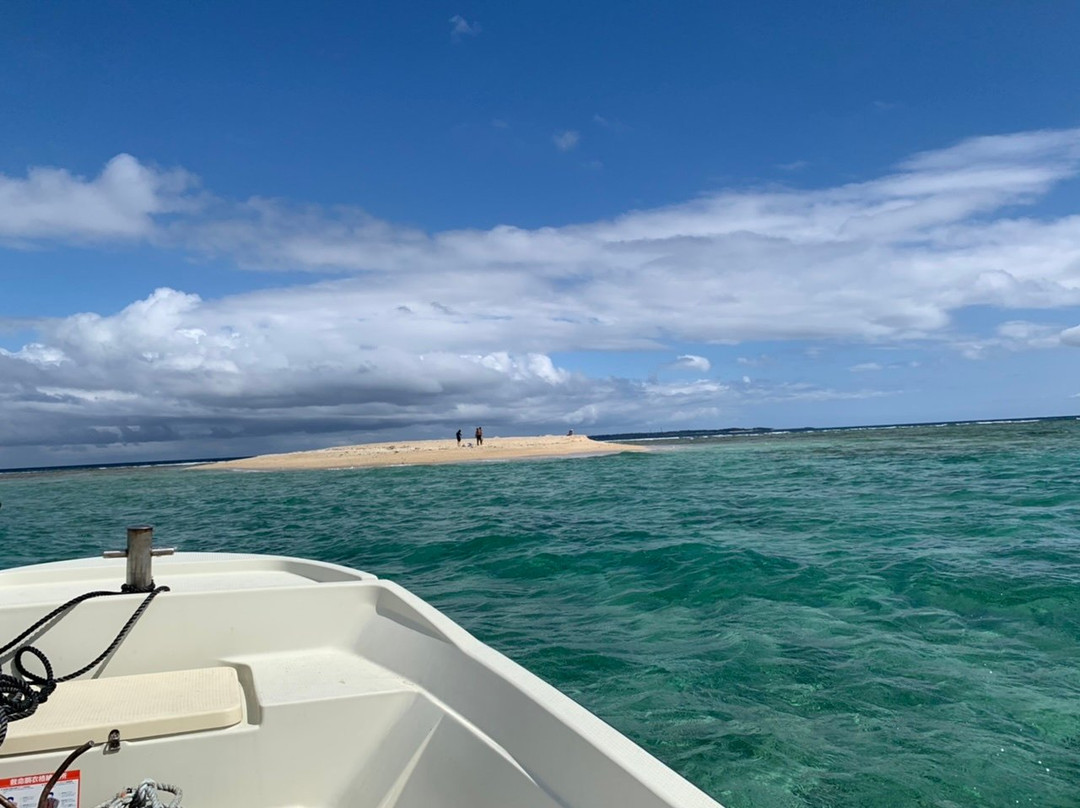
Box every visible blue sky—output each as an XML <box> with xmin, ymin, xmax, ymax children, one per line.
<box><xmin>2</xmin><ymin>1</ymin><xmax>1080</xmax><ymax>468</ymax></box>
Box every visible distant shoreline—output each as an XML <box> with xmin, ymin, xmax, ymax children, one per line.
<box><xmin>2</xmin><ymin>416</ymin><xmax>1074</xmax><ymax>475</ymax></box>
<box><xmin>190</xmin><ymin>434</ymin><xmax>647</xmax><ymax>472</ymax></box>
<box><xmin>592</xmin><ymin>414</ymin><xmax>1079</xmax><ymax>442</ymax></box>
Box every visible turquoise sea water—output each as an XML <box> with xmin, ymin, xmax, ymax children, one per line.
<box><xmin>2</xmin><ymin>419</ymin><xmax>1080</xmax><ymax>807</ymax></box>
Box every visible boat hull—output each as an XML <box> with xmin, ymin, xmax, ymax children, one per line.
<box><xmin>0</xmin><ymin>553</ymin><xmax>723</xmax><ymax>807</ymax></box>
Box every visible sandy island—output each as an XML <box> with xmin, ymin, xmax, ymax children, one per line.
<box><xmin>193</xmin><ymin>434</ymin><xmax>647</xmax><ymax>472</ymax></box>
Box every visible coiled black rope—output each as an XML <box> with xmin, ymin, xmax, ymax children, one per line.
<box><xmin>0</xmin><ymin>585</ymin><xmax>169</xmax><ymax>748</ymax></box>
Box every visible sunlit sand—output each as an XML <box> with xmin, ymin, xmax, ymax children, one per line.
<box><xmin>193</xmin><ymin>434</ymin><xmax>646</xmax><ymax>471</ymax></box>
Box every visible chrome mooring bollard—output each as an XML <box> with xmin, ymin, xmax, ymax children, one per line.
<box><xmin>103</xmin><ymin>525</ymin><xmax>175</xmax><ymax>591</ymax></box>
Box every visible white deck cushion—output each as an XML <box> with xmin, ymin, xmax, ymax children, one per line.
<box><xmin>1</xmin><ymin>667</ymin><xmax>244</xmax><ymax>756</ymax></box>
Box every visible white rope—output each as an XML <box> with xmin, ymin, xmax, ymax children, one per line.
<box><xmin>93</xmin><ymin>780</ymin><xmax>182</xmax><ymax>808</ymax></box>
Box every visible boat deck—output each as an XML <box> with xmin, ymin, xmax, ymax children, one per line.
<box><xmin>0</xmin><ymin>553</ymin><xmax>722</xmax><ymax>808</ymax></box>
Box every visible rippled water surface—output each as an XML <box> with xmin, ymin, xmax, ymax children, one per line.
<box><xmin>2</xmin><ymin>420</ymin><xmax>1080</xmax><ymax>807</ymax></box>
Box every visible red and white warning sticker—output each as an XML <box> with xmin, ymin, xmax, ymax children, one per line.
<box><xmin>0</xmin><ymin>770</ymin><xmax>80</xmax><ymax>808</ymax></box>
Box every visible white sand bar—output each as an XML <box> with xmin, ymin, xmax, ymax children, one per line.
<box><xmin>194</xmin><ymin>434</ymin><xmax>647</xmax><ymax>471</ymax></box>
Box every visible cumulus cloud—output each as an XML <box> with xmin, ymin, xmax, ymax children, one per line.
<box><xmin>0</xmin><ymin>285</ymin><xmax>760</xmax><ymax>465</ymax></box>
<box><xmin>0</xmin><ymin>289</ymin><xmax>577</xmax><ymax>459</ymax></box>
<box><xmin>10</xmin><ymin>129</ymin><xmax>1080</xmax><ymax>349</ymax></box>
<box><xmin>0</xmin><ymin>154</ymin><xmax>195</xmax><ymax>242</ymax></box>
<box><xmin>1062</xmin><ymin>324</ymin><xmax>1080</xmax><ymax>346</ymax></box>
<box><xmin>670</xmin><ymin>355</ymin><xmax>711</xmax><ymax>372</ymax></box>
<box><xmin>5</xmin><ymin>127</ymin><xmax>1080</xmax><ymax>463</ymax></box>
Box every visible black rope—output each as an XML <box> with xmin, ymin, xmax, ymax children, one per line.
<box><xmin>0</xmin><ymin>586</ymin><xmax>169</xmax><ymax>748</ymax></box>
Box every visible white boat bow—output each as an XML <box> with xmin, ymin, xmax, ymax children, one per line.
<box><xmin>0</xmin><ymin>544</ymin><xmax>723</xmax><ymax>807</ymax></box>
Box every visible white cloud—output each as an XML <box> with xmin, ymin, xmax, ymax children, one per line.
<box><xmin>670</xmin><ymin>354</ymin><xmax>711</xmax><ymax>372</ymax></box>
<box><xmin>1059</xmin><ymin>324</ymin><xmax>1080</xmax><ymax>346</ymax></box>
<box><xmin>1</xmin><ymin>343</ymin><xmax>68</xmax><ymax>366</ymax></box>
<box><xmin>953</xmin><ymin>320</ymin><xmax>1064</xmax><ymax>358</ymax></box>
<box><xmin>850</xmin><ymin>362</ymin><xmax>883</xmax><ymax>372</ymax></box>
<box><xmin>996</xmin><ymin>320</ymin><xmax>1059</xmax><ymax>344</ymax></box>
<box><xmin>0</xmin><ymin>154</ymin><xmax>195</xmax><ymax>242</ymax></box>
<box><xmin>133</xmin><ymin>125</ymin><xmax>1080</xmax><ymax>351</ymax></box>
<box><xmin>5</xmin><ymin>127</ymin><xmax>1080</xmax><ymax>461</ymax></box>
<box><xmin>9</xmin><ymin>129</ymin><xmax>1080</xmax><ymax>352</ymax></box>
<box><xmin>553</xmin><ymin>130</ymin><xmax>580</xmax><ymax>152</ymax></box>
<box><xmin>449</xmin><ymin>15</ymin><xmax>480</xmax><ymax>40</ymax></box>
<box><xmin>0</xmin><ymin>285</ymin><xmax>756</xmax><ymax>462</ymax></box>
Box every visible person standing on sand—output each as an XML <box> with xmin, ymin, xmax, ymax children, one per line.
<box><xmin>456</xmin><ymin>429</ymin><xmax>462</xmax><ymax>446</ymax></box>
<box><xmin>475</xmin><ymin>426</ymin><xmax>483</xmax><ymax>446</ymax></box>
